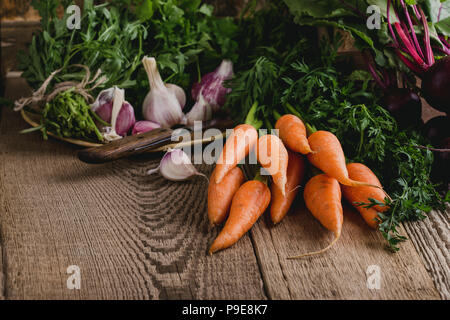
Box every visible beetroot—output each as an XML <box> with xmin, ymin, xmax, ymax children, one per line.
<box><xmin>384</xmin><ymin>3</ymin><xmax>449</xmax><ymax>114</ymax></box>
<box><xmin>423</xmin><ymin>116</ymin><xmax>450</xmax><ymax>145</ymax></box>
<box><xmin>421</xmin><ymin>57</ymin><xmax>450</xmax><ymax>114</ymax></box>
<box><xmin>382</xmin><ymin>88</ymin><xmax>422</xmax><ymax>128</ymax></box>
<box><xmin>431</xmin><ymin>137</ymin><xmax>450</xmax><ymax>190</ymax></box>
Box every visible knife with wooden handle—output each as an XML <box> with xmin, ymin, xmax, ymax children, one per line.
<box><xmin>77</xmin><ymin>119</ymin><xmax>234</xmax><ymax>164</ymax></box>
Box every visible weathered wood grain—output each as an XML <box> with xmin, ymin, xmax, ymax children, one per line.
<box><xmin>1</xmin><ymin>75</ymin><xmax>448</xmax><ymax>299</ymax></box>
<box><xmin>403</xmin><ymin>208</ymin><xmax>450</xmax><ymax>300</ymax></box>
<box><xmin>249</xmin><ymin>201</ymin><xmax>441</xmax><ymax>300</ymax></box>
<box><xmin>0</xmin><ymin>225</ymin><xmax>4</xmax><ymax>300</ymax></box>
<box><xmin>0</xmin><ymin>77</ymin><xmax>266</xmax><ymax>299</ymax></box>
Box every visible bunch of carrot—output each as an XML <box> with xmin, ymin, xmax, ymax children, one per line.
<box><xmin>207</xmin><ymin>115</ymin><xmax>389</xmax><ymax>257</ymax></box>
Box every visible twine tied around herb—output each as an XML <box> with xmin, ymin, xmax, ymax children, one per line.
<box><xmin>14</xmin><ymin>64</ymin><xmax>107</xmax><ymax>111</ymax></box>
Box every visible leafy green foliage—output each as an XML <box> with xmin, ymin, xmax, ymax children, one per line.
<box><xmin>283</xmin><ymin>0</ymin><xmax>450</xmax><ymax>68</ymax></box>
<box><xmin>19</xmin><ymin>0</ymin><xmax>148</xmax><ymax>92</ymax></box>
<box><xmin>34</xmin><ymin>90</ymin><xmax>105</xmax><ymax>142</ymax></box>
<box><xmin>225</xmin><ymin>1</ymin><xmax>315</xmax><ymax>124</ymax></box>
<box><xmin>19</xmin><ymin>0</ymin><xmax>239</xmax><ymax>111</ymax></box>
<box><xmin>137</xmin><ymin>0</ymin><xmax>239</xmax><ymax>89</ymax></box>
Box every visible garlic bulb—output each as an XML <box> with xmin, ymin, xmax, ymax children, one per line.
<box><xmin>165</xmin><ymin>83</ymin><xmax>186</xmax><ymax>109</ymax></box>
<box><xmin>185</xmin><ymin>59</ymin><xmax>234</xmax><ymax>125</ymax></box>
<box><xmin>91</xmin><ymin>87</ymin><xmax>136</xmax><ymax>137</ymax></box>
<box><xmin>142</xmin><ymin>56</ymin><xmax>184</xmax><ymax>128</ymax></box>
<box><xmin>147</xmin><ymin>148</ymin><xmax>207</xmax><ymax>182</ymax></box>
<box><xmin>132</xmin><ymin>120</ymin><xmax>161</xmax><ymax>135</ymax></box>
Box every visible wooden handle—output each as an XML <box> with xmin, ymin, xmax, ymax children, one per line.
<box><xmin>77</xmin><ymin>118</ymin><xmax>235</xmax><ymax>164</ymax></box>
<box><xmin>77</xmin><ymin>128</ymin><xmax>175</xmax><ymax>163</ymax></box>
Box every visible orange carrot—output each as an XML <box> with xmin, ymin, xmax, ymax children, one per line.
<box><xmin>341</xmin><ymin>163</ymin><xmax>388</xmax><ymax>229</ymax></box>
<box><xmin>275</xmin><ymin>114</ymin><xmax>312</xmax><ymax>154</ymax></box>
<box><xmin>270</xmin><ymin>150</ymin><xmax>305</xmax><ymax>224</ymax></box>
<box><xmin>208</xmin><ymin>166</ymin><xmax>245</xmax><ymax>226</ymax></box>
<box><xmin>307</xmin><ymin>131</ymin><xmax>382</xmax><ymax>189</ymax></box>
<box><xmin>257</xmin><ymin>134</ymin><xmax>289</xmax><ymax>196</ymax></box>
<box><xmin>209</xmin><ymin>180</ymin><xmax>271</xmax><ymax>254</ymax></box>
<box><xmin>289</xmin><ymin>174</ymin><xmax>343</xmax><ymax>259</ymax></box>
<box><xmin>215</xmin><ymin>124</ymin><xmax>258</xmax><ymax>184</ymax></box>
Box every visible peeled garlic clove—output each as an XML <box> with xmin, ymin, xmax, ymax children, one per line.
<box><xmin>132</xmin><ymin>120</ymin><xmax>161</xmax><ymax>135</ymax></box>
<box><xmin>165</xmin><ymin>83</ymin><xmax>186</xmax><ymax>109</ymax></box>
<box><xmin>142</xmin><ymin>56</ymin><xmax>184</xmax><ymax>128</ymax></box>
<box><xmin>147</xmin><ymin>148</ymin><xmax>207</xmax><ymax>182</ymax></box>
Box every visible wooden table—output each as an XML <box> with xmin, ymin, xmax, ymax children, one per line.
<box><xmin>0</xmin><ymin>76</ymin><xmax>449</xmax><ymax>300</ymax></box>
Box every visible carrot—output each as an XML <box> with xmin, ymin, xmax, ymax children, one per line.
<box><xmin>275</xmin><ymin>114</ymin><xmax>312</xmax><ymax>154</ymax></box>
<box><xmin>256</xmin><ymin>134</ymin><xmax>289</xmax><ymax>196</ymax></box>
<box><xmin>289</xmin><ymin>174</ymin><xmax>343</xmax><ymax>259</ymax></box>
<box><xmin>209</xmin><ymin>180</ymin><xmax>271</xmax><ymax>254</ymax></box>
<box><xmin>270</xmin><ymin>150</ymin><xmax>305</xmax><ymax>224</ymax></box>
<box><xmin>307</xmin><ymin>131</ymin><xmax>383</xmax><ymax>189</ymax></box>
<box><xmin>208</xmin><ymin>166</ymin><xmax>245</xmax><ymax>226</ymax></box>
<box><xmin>215</xmin><ymin>124</ymin><xmax>258</xmax><ymax>184</ymax></box>
<box><xmin>341</xmin><ymin>163</ymin><xmax>388</xmax><ymax>229</ymax></box>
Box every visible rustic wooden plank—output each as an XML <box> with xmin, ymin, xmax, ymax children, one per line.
<box><xmin>0</xmin><ymin>77</ymin><xmax>266</xmax><ymax>299</ymax></box>
<box><xmin>1</xmin><ymin>76</ymin><xmax>448</xmax><ymax>300</ymax></box>
<box><xmin>249</xmin><ymin>201</ymin><xmax>441</xmax><ymax>300</ymax></box>
<box><xmin>0</xmin><ymin>221</ymin><xmax>4</xmax><ymax>300</ymax></box>
<box><xmin>403</xmin><ymin>207</ymin><xmax>450</xmax><ymax>300</ymax></box>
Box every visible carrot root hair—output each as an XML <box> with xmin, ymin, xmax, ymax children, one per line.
<box><xmin>287</xmin><ymin>232</ymin><xmax>340</xmax><ymax>259</ymax></box>
<box><xmin>288</xmin><ymin>184</ymin><xmax>303</xmax><ymax>194</ymax></box>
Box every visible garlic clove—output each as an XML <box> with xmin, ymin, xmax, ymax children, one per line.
<box><xmin>142</xmin><ymin>56</ymin><xmax>184</xmax><ymax>128</ymax></box>
<box><xmin>91</xmin><ymin>87</ymin><xmax>136</xmax><ymax>137</ymax></box>
<box><xmin>147</xmin><ymin>148</ymin><xmax>207</xmax><ymax>182</ymax></box>
<box><xmin>115</xmin><ymin>101</ymin><xmax>136</xmax><ymax>136</ymax></box>
<box><xmin>165</xmin><ymin>83</ymin><xmax>186</xmax><ymax>109</ymax></box>
<box><xmin>132</xmin><ymin>120</ymin><xmax>161</xmax><ymax>135</ymax></box>
<box><xmin>185</xmin><ymin>93</ymin><xmax>214</xmax><ymax>125</ymax></box>
<box><xmin>95</xmin><ymin>100</ymin><xmax>113</xmax><ymax>123</ymax></box>
<box><xmin>91</xmin><ymin>87</ymin><xmax>115</xmax><ymax>114</ymax></box>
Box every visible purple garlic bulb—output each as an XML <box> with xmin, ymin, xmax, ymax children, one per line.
<box><xmin>186</xmin><ymin>60</ymin><xmax>233</xmax><ymax>125</ymax></box>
